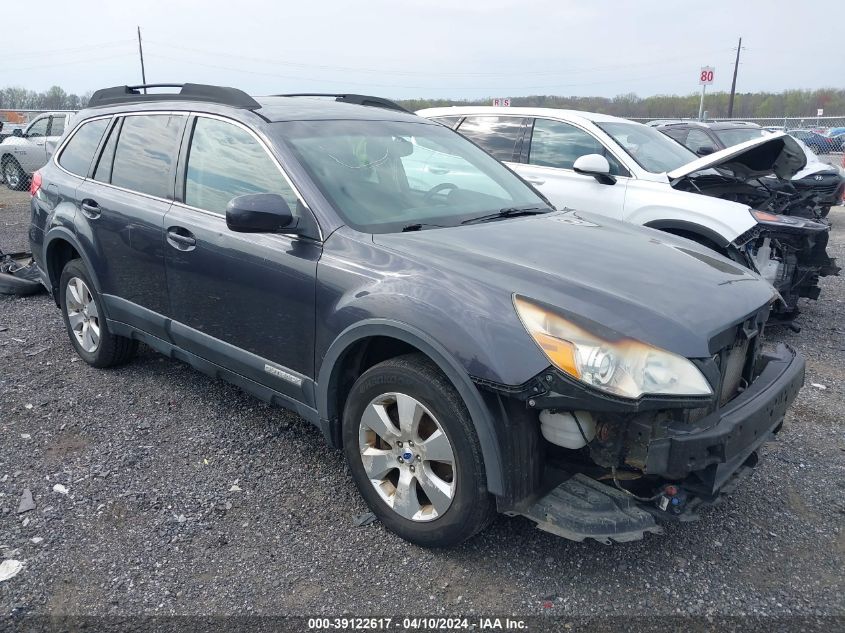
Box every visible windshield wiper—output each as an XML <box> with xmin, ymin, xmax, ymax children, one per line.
<box><xmin>400</xmin><ymin>222</ymin><xmax>446</xmax><ymax>232</ymax></box>
<box><xmin>460</xmin><ymin>206</ymin><xmax>552</xmax><ymax>225</ymax></box>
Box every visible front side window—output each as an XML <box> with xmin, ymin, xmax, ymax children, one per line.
<box><xmin>26</xmin><ymin>117</ymin><xmax>49</xmax><ymax>139</ymax></box>
<box><xmin>57</xmin><ymin>118</ymin><xmax>109</xmax><ymax>177</ymax></box>
<box><xmin>684</xmin><ymin>128</ymin><xmax>717</xmax><ymax>153</ymax></box>
<box><xmin>456</xmin><ymin>116</ymin><xmax>526</xmax><ymax>161</ymax></box>
<box><xmin>529</xmin><ymin>119</ymin><xmax>626</xmax><ymax>175</ymax></box>
<box><xmin>281</xmin><ymin>119</ymin><xmax>548</xmax><ymax>233</ymax></box>
<box><xmin>111</xmin><ymin>115</ymin><xmax>185</xmax><ymax>198</ymax></box>
<box><xmin>597</xmin><ymin>121</ymin><xmax>698</xmax><ymax>174</ymax></box>
<box><xmin>185</xmin><ymin>117</ymin><xmax>300</xmax><ymax>214</ymax></box>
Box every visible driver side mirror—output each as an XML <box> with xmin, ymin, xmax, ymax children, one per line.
<box><xmin>573</xmin><ymin>154</ymin><xmax>616</xmax><ymax>185</ymax></box>
<box><xmin>226</xmin><ymin>193</ymin><xmax>298</xmax><ymax>234</ymax></box>
<box><xmin>12</xmin><ymin>129</ymin><xmax>23</xmax><ymax>138</ymax></box>
<box><xmin>696</xmin><ymin>146</ymin><xmax>716</xmax><ymax>156</ymax></box>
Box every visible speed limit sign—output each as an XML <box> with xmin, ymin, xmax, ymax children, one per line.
<box><xmin>699</xmin><ymin>66</ymin><xmax>715</xmax><ymax>85</ymax></box>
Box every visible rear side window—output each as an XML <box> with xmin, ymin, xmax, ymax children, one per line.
<box><xmin>111</xmin><ymin>115</ymin><xmax>186</xmax><ymax>198</ymax></box>
<box><xmin>49</xmin><ymin>115</ymin><xmax>67</xmax><ymax>137</ymax></box>
<box><xmin>93</xmin><ymin>119</ymin><xmax>120</xmax><ymax>183</ymax></box>
<box><xmin>184</xmin><ymin>117</ymin><xmax>299</xmax><ymax>214</ymax></box>
<box><xmin>57</xmin><ymin>119</ymin><xmax>109</xmax><ymax>177</ymax></box>
<box><xmin>456</xmin><ymin>116</ymin><xmax>526</xmax><ymax>161</ymax></box>
<box><xmin>529</xmin><ymin>118</ymin><xmax>626</xmax><ymax>176</ymax></box>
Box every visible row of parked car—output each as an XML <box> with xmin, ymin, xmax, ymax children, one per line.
<box><xmin>417</xmin><ymin>106</ymin><xmax>843</xmax><ymax>324</ymax></box>
<box><xmin>9</xmin><ymin>85</ymin><xmax>842</xmax><ymax>547</ymax></box>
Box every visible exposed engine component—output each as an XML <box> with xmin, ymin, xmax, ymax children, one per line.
<box><xmin>734</xmin><ymin>216</ymin><xmax>840</xmax><ymax>319</ymax></box>
<box><xmin>539</xmin><ymin>410</ymin><xmax>595</xmax><ymax>449</ymax></box>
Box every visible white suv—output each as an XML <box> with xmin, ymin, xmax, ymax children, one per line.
<box><xmin>418</xmin><ymin>106</ymin><xmax>838</xmax><ymax>320</ymax></box>
<box><xmin>0</xmin><ymin>112</ymin><xmax>73</xmax><ymax>190</ymax></box>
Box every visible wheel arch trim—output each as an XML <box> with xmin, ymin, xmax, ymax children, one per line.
<box><xmin>643</xmin><ymin>219</ymin><xmax>730</xmax><ymax>248</ymax></box>
<box><xmin>317</xmin><ymin>319</ymin><xmax>505</xmax><ymax>495</ymax></box>
<box><xmin>43</xmin><ymin>228</ymin><xmax>105</xmax><ymax>305</ymax></box>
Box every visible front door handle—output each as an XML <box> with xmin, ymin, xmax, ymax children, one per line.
<box><xmin>167</xmin><ymin>228</ymin><xmax>197</xmax><ymax>251</ymax></box>
<box><xmin>80</xmin><ymin>199</ymin><xmax>101</xmax><ymax>219</ymax></box>
<box><xmin>524</xmin><ymin>177</ymin><xmax>545</xmax><ymax>186</ymax></box>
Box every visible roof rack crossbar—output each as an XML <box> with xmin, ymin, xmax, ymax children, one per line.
<box><xmin>274</xmin><ymin>93</ymin><xmax>409</xmax><ymax>113</ymax></box>
<box><xmin>88</xmin><ymin>83</ymin><xmax>261</xmax><ymax>109</ymax></box>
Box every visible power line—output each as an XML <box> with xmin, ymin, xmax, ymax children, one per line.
<box><xmin>144</xmin><ymin>51</ymin><xmax>692</xmax><ymax>92</ymax></box>
<box><xmin>145</xmin><ymin>38</ymin><xmax>733</xmax><ymax>79</ymax></box>
<box><xmin>3</xmin><ymin>40</ymin><xmax>135</xmax><ymax>61</ymax></box>
<box><xmin>8</xmin><ymin>52</ymin><xmax>137</xmax><ymax>73</ymax></box>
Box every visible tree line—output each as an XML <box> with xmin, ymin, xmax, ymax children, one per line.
<box><xmin>400</xmin><ymin>88</ymin><xmax>845</xmax><ymax>119</ymax></box>
<box><xmin>2</xmin><ymin>85</ymin><xmax>843</xmax><ymax>118</ymax></box>
<box><xmin>1</xmin><ymin>86</ymin><xmax>92</xmax><ymax>111</ymax></box>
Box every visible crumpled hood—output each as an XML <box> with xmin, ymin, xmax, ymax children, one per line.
<box><xmin>668</xmin><ymin>132</ymin><xmax>806</xmax><ymax>181</ymax></box>
<box><xmin>375</xmin><ymin>211</ymin><xmax>777</xmax><ymax>358</ymax></box>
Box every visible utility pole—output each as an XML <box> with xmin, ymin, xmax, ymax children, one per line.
<box><xmin>727</xmin><ymin>36</ymin><xmax>742</xmax><ymax>118</ymax></box>
<box><xmin>137</xmin><ymin>27</ymin><xmax>147</xmax><ymax>93</ymax></box>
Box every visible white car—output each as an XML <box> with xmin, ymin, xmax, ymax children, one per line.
<box><xmin>417</xmin><ymin>106</ymin><xmax>839</xmax><ymax>320</ymax></box>
<box><xmin>0</xmin><ymin>112</ymin><xmax>73</xmax><ymax>190</ymax></box>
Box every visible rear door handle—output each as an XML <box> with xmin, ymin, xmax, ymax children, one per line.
<box><xmin>166</xmin><ymin>228</ymin><xmax>197</xmax><ymax>250</ymax></box>
<box><xmin>524</xmin><ymin>177</ymin><xmax>545</xmax><ymax>185</ymax></box>
<box><xmin>80</xmin><ymin>199</ymin><xmax>101</xmax><ymax>219</ymax></box>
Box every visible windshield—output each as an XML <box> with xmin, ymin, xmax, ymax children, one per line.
<box><xmin>597</xmin><ymin>122</ymin><xmax>697</xmax><ymax>173</ymax></box>
<box><xmin>713</xmin><ymin>127</ymin><xmax>768</xmax><ymax>147</ymax></box>
<box><xmin>278</xmin><ymin>119</ymin><xmax>548</xmax><ymax>233</ymax></box>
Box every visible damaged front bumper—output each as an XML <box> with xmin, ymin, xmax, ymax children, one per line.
<box><xmin>733</xmin><ymin>215</ymin><xmax>840</xmax><ymax>319</ymax></box>
<box><xmin>499</xmin><ymin>343</ymin><xmax>804</xmax><ymax>543</ymax></box>
<box><xmin>643</xmin><ymin>343</ymin><xmax>803</xmax><ymax>494</ymax></box>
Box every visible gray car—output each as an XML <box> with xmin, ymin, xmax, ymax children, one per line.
<box><xmin>29</xmin><ymin>84</ymin><xmax>804</xmax><ymax>546</ymax></box>
<box><xmin>1</xmin><ymin>111</ymin><xmax>72</xmax><ymax>190</ymax></box>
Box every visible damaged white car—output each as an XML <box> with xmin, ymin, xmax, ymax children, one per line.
<box><xmin>417</xmin><ymin>107</ymin><xmax>840</xmax><ymax>323</ymax></box>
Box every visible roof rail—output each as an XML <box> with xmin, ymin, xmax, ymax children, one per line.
<box><xmin>274</xmin><ymin>93</ymin><xmax>409</xmax><ymax>113</ymax></box>
<box><xmin>88</xmin><ymin>83</ymin><xmax>261</xmax><ymax>109</ymax></box>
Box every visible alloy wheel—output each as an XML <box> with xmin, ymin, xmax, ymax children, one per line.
<box><xmin>65</xmin><ymin>277</ymin><xmax>100</xmax><ymax>353</ymax></box>
<box><xmin>4</xmin><ymin>163</ymin><xmax>20</xmax><ymax>189</ymax></box>
<box><xmin>358</xmin><ymin>392</ymin><xmax>456</xmax><ymax>522</ymax></box>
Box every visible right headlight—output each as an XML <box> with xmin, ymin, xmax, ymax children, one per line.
<box><xmin>513</xmin><ymin>296</ymin><xmax>713</xmax><ymax>399</ymax></box>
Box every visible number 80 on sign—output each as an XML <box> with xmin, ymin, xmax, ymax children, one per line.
<box><xmin>699</xmin><ymin>66</ymin><xmax>715</xmax><ymax>85</ymax></box>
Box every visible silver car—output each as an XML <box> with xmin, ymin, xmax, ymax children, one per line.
<box><xmin>1</xmin><ymin>112</ymin><xmax>73</xmax><ymax>190</ymax></box>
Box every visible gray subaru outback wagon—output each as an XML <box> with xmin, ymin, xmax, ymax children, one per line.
<box><xmin>29</xmin><ymin>84</ymin><xmax>804</xmax><ymax>546</ymax></box>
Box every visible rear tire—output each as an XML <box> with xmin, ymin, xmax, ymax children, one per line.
<box><xmin>342</xmin><ymin>353</ymin><xmax>495</xmax><ymax>547</ymax></box>
<box><xmin>58</xmin><ymin>259</ymin><xmax>138</xmax><ymax>368</ymax></box>
<box><xmin>3</xmin><ymin>157</ymin><xmax>27</xmax><ymax>191</ymax></box>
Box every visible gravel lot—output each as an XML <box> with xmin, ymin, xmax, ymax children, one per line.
<box><xmin>1</xmin><ymin>186</ymin><xmax>844</xmax><ymax>621</ymax></box>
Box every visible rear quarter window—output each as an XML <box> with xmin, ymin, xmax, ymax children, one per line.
<box><xmin>57</xmin><ymin>119</ymin><xmax>110</xmax><ymax>177</ymax></box>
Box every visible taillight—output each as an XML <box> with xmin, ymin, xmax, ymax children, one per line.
<box><xmin>30</xmin><ymin>170</ymin><xmax>42</xmax><ymax>197</ymax></box>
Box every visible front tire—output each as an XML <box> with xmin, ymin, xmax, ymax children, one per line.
<box><xmin>343</xmin><ymin>353</ymin><xmax>495</xmax><ymax>547</ymax></box>
<box><xmin>3</xmin><ymin>157</ymin><xmax>27</xmax><ymax>191</ymax></box>
<box><xmin>59</xmin><ymin>259</ymin><xmax>138</xmax><ymax>368</ymax></box>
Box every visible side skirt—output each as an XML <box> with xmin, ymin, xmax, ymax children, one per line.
<box><xmin>107</xmin><ymin>319</ymin><xmax>327</xmax><ymax>437</ymax></box>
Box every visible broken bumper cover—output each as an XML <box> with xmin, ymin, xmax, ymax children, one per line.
<box><xmin>645</xmin><ymin>343</ymin><xmax>804</xmax><ymax>494</ymax></box>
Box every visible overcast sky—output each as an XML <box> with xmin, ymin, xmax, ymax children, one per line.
<box><xmin>4</xmin><ymin>0</ymin><xmax>843</xmax><ymax>99</ymax></box>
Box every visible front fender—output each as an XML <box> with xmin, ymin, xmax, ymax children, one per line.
<box><xmin>624</xmin><ymin>182</ymin><xmax>756</xmax><ymax>243</ymax></box>
<box><xmin>317</xmin><ymin>318</ymin><xmax>508</xmax><ymax>495</ymax></box>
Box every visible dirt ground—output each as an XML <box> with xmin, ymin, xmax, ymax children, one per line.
<box><xmin>1</xmin><ymin>186</ymin><xmax>843</xmax><ymax>621</ymax></box>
